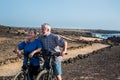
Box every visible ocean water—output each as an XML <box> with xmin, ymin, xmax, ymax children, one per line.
<box><xmin>92</xmin><ymin>33</ymin><xmax>120</xmax><ymax>39</ymax></box>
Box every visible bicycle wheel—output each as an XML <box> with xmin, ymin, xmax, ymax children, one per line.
<box><xmin>36</xmin><ymin>70</ymin><xmax>48</xmax><ymax>80</ymax></box>
<box><xmin>36</xmin><ymin>70</ymin><xmax>56</xmax><ymax>80</ymax></box>
<box><xmin>48</xmin><ymin>70</ymin><xmax>56</xmax><ymax>80</ymax></box>
<box><xmin>13</xmin><ymin>71</ymin><xmax>27</xmax><ymax>80</ymax></box>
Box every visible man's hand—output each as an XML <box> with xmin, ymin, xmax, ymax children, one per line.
<box><xmin>61</xmin><ymin>41</ymin><xmax>67</xmax><ymax>57</ymax></box>
<box><xmin>61</xmin><ymin>50</ymin><xmax>66</xmax><ymax>57</ymax></box>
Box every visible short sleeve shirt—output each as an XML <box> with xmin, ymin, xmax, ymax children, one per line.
<box><xmin>37</xmin><ymin>33</ymin><xmax>65</xmax><ymax>62</ymax></box>
<box><xmin>18</xmin><ymin>39</ymin><xmax>42</xmax><ymax>66</ymax></box>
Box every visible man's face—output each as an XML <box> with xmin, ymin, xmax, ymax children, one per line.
<box><xmin>41</xmin><ymin>26</ymin><xmax>48</xmax><ymax>35</ymax></box>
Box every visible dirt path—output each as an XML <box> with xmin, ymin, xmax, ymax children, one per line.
<box><xmin>0</xmin><ymin>60</ymin><xmax>22</xmax><ymax>76</ymax></box>
<box><xmin>0</xmin><ymin>43</ymin><xmax>109</xmax><ymax>76</ymax></box>
<box><xmin>63</xmin><ymin>43</ymin><xmax>109</xmax><ymax>60</ymax></box>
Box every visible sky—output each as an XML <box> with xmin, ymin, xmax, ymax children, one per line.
<box><xmin>0</xmin><ymin>0</ymin><xmax>120</xmax><ymax>30</ymax></box>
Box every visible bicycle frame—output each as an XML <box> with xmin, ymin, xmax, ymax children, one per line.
<box><xmin>36</xmin><ymin>53</ymin><xmax>60</xmax><ymax>80</ymax></box>
<box><xmin>48</xmin><ymin>55</ymin><xmax>55</xmax><ymax>80</ymax></box>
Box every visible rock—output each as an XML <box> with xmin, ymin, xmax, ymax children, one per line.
<box><xmin>67</xmin><ymin>58</ymin><xmax>73</xmax><ymax>63</ymax></box>
<box><xmin>77</xmin><ymin>54</ymin><xmax>84</xmax><ymax>59</ymax></box>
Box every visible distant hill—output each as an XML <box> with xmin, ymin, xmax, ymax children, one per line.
<box><xmin>0</xmin><ymin>25</ymin><xmax>120</xmax><ymax>37</ymax></box>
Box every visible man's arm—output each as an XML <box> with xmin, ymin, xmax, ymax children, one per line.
<box><xmin>61</xmin><ymin>40</ymin><xmax>67</xmax><ymax>57</ymax></box>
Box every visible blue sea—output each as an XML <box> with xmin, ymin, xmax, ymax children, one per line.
<box><xmin>92</xmin><ymin>33</ymin><xmax>120</xmax><ymax>39</ymax></box>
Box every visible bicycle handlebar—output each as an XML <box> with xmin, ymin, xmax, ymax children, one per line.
<box><xmin>41</xmin><ymin>50</ymin><xmax>61</xmax><ymax>56</ymax></box>
<box><xmin>13</xmin><ymin>50</ymin><xmax>67</xmax><ymax>58</ymax></box>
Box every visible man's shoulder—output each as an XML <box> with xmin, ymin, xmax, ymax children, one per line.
<box><xmin>38</xmin><ymin>34</ymin><xmax>43</xmax><ymax>37</ymax></box>
<box><xmin>37</xmin><ymin>35</ymin><xmax>43</xmax><ymax>39</ymax></box>
<box><xmin>50</xmin><ymin>33</ymin><xmax>59</xmax><ymax>37</ymax></box>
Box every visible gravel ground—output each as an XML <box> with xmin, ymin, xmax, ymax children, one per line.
<box><xmin>62</xmin><ymin>46</ymin><xmax>120</xmax><ymax>80</ymax></box>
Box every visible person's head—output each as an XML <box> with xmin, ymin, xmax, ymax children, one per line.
<box><xmin>41</xmin><ymin>23</ymin><xmax>51</xmax><ymax>35</ymax></box>
<box><xmin>27</xmin><ymin>28</ymin><xmax>36</xmax><ymax>39</ymax></box>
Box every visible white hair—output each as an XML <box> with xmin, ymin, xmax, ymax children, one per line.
<box><xmin>41</xmin><ymin>23</ymin><xmax>51</xmax><ymax>32</ymax></box>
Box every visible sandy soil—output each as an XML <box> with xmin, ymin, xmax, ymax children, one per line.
<box><xmin>0</xmin><ymin>60</ymin><xmax>22</xmax><ymax>76</ymax></box>
<box><xmin>79</xmin><ymin>36</ymin><xmax>102</xmax><ymax>41</ymax></box>
<box><xmin>65</xmin><ymin>35</ymin><xmax>103</xmax><ymax>42</ymax></box>
<box><xmin>63</xmin><ymin>43</ymin><xmax>109</xmax><ymax>60</ymax></box>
